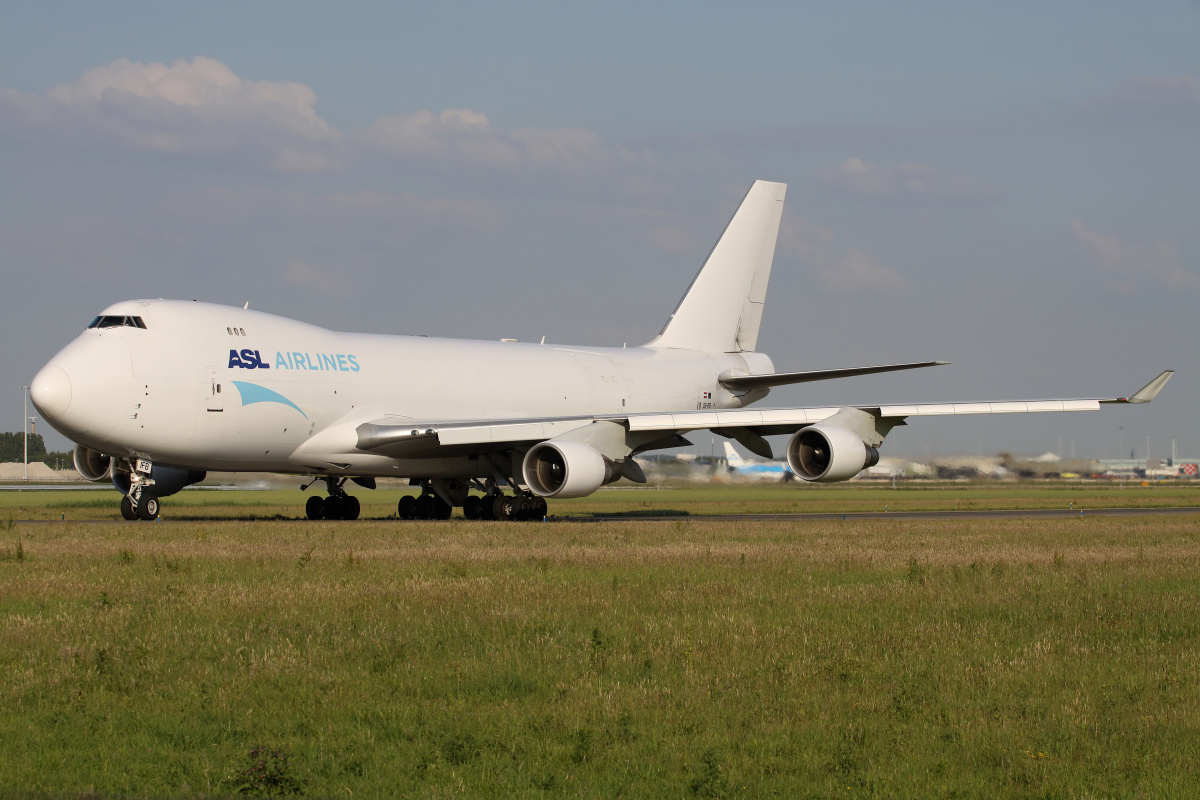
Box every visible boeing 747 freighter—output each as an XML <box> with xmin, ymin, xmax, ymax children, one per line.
<box><xmin>29</xmin><ymin>181</ymin><xmax>1172</xmax><ymax>520</ymax></box>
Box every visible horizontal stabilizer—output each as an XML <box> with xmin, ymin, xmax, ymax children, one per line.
<box><xmin>1101</xmin><ymin>370</ymin><xmax>1174</xmax><ymax>404</ymax></box>
<box><xmin>719</xmin><ymin>361</ymin><xmax>949</xmax><ymax>392</ymax></box>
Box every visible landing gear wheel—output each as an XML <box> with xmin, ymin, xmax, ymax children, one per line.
<box><xmin>512</xmin><ymin>496</ymin><xmax>529</xmax><ymax>521</ymax></box>
<box><xmin>479</xmin><ymin>495</ymin><xmax>496</xmax><ymax>521</ymax></box>
<box><xmin>414</xmin><ymin>494</ymin><xmax>434</xmax><ymax>520</ymax></box>
<box><xmin>305</xmin><ymin>495</ymin><xmax>325</xmax><ymax>520</ymax></box>
<box><xmin>531</xmin><ymin>496</ymin><xmax>548</xmax><ymax>519</ymax></box>
<box><xmin>120</xmin><ymin>495</ymin><xmax>137</xmax><ymax>521</ymax></box>
<box><xmin>463</xmin><ymin>495</ymin><xmax>482</xmax><ymax>520</ymax></box>
<box><xmin>137</xmin><ymin>495</ymin><xmax>159</xmax><ymax>521</ymax></box>
<box><xmin>397</xmin><ymin>495</ymin><xmax>417</xmax><ymax>520</ymax></box>
<box><xmin>342</xmin><ymin>495</ymin><xmax>361</xmax><ymax>521</ymax></box>
<box><xmin>432</xmin><ymin>496</ymin><xmax>452</xmax><ymax>520</ymax></box>
<box><xmin>493</xmin><ymin>494</ymin><xmax>516</xmax><ymax>521</ymax></box>
<box><xmin>325</xmin><ymin>496</ymin><xmax>345</xmax><ymax>521</ymax></box>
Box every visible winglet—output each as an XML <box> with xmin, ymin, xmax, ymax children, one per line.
<box><xmin>1125</xmin><ymin>370</ymin><xmax>1174</xmax><ymax>403</ymax></box>
<box><xmin>1104</xmin><ymin>370</ymin><xmax>1175</xmax><ymax>404</ymax></box>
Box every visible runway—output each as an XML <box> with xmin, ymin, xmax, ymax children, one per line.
<box><xmin>561</xmin><ymin>506</ymin><xmax>1200</xmax><ymax>522</ymax></box>
<box><xmin>10</xmin><ymin>506</ymin><xmax>1200</xmax><ymax>524</ymax></box>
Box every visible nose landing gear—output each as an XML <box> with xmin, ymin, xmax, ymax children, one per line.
<box><xmin>303</xmin><ymin>476</ymin><xmax>361</xmax><ymax>521</ymax></box>
<box><xmin>119</xmin><ymin>458</ymin><xmax>160</xmax><ymax>521</ymax></box>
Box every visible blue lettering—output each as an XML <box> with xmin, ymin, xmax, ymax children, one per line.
<box><xmin>305</xmin><ymin>353</ymin><xmax>317</xmax><ymax>370</ymax></box>
<box><xmin>294</xmin><ymin>352</ymin><xmax>307</xmax><ymax>370</ymax></box>
<box><xmin>348</xmin><ymin>354</ymin><xmax>360</xmax><ymax>372</ymax></box>
<box><xmin>336</xmin><ymin>354</ymin><xmax>348</xmax><ymax>371</ymax></box>
<box><xmin>275</xmin><ymin>352</ymin><xmax>288</xmax><ymax>369</ymax></box>
<box><xmin>240</xmin><ymin>349</ymin><xmax>256</xmax><ymax>368</ymax></box>
<box><xmin>255</xmin><ymin>350</ymin><xmax>269</xmax><ymax>369</ymax></box>
<box><xmin>228</xmin><ymin>349</ymin><xmax>244</xmax><ymax>369</ymax></box>
<box><xmin>321</xmin><ymin>353</ymin><xmax>337</xmax><ymax>371</ymax></box>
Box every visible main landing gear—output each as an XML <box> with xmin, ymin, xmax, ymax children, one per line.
<box><xmin>463</xmin><ymin>492</ymin><xmax>547</xmax><ymax>521</ymax></box>
<box><xmin>396</xmin><ymin>479</ymin><xmax>549</xmax><ymax>521</ymax></box>
<box><xmin>304</xmin><ymin>476</ymin><xmax>361</xmax><ymax>521</ymax></box>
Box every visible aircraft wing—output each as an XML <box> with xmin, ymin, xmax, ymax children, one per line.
<box><xmin>353</xmin><ymin>370</ymin><xmax>1173</xmax><ymax>458</ymax></box>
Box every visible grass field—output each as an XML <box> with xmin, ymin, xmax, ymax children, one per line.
<box><xmin>2</xmin><ymin>500</ymin><xmax>1200</xmax><ymax>797</ymax></box>
<box><xmin>1</xmin><ymin>480</ymin><xmax>1199</xmax><ymax>521</ymax></box>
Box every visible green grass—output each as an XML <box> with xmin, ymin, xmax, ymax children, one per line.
<box><xmin>1</xmin><ymin>481</ymin><xmax>1198</xmax><ymax>521</ymax></box>
<box><xmin>2</xmin><ymin>513</ymin><xmax>1199</xmax><ymax>797</ymax></box>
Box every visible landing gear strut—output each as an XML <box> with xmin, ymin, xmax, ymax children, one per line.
<box><xmin>303</xmin><ymin>476</ymin><xmax>361</xmax><ymax>521</ymax></box>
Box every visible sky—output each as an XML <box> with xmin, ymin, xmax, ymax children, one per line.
<box><xmin>2</xmin><ymin>1</ymin><xmax>1198</xmax><ymax>460</ymax></box>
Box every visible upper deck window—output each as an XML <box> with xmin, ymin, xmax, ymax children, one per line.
<box><xmin>88</xmin><ymin>315</ymin><xmax>147</xmax><ymax>330</ymax></box>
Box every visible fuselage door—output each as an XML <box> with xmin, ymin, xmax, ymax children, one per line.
<box><xmin>205</xmin><ymin>365</ymin><xmax>224</xmax><ymax>412</ymax></box>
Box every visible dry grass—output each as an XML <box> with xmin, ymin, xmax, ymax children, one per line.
<box><xmin>2</xmin><ymin>514</ymin><xmax>1199</xmax><ymax>797</ymax></box>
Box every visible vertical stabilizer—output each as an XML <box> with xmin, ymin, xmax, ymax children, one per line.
<box><xmin>648</xmin><ymin>180</ymin><xmax>786</xmax><ymax>352</ymax></box>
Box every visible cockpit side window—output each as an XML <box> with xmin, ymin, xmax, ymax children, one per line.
<box><xmin>87</xmin><ymin>315</ymin><xmax>147</xmax><ymax>330</ymax></box>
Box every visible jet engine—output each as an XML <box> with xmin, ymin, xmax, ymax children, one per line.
<box><xmin>73</xmin><ymin>444</ymin><xmax>113</xmax><ymax>482</ymax></box>
<box><xmin>785</xmin><ymin>425</ymin><xmax>879</xmax><ymax>482</ymax></box>
<box><xmin>522</xmin><ymin>440</ymin><xmax>619</xmax><ymax>499</ymax></box>
<box><xmin>111</xmin><ymin>464</ymin><xmax>207</xmax><ymax>498</ymax></box>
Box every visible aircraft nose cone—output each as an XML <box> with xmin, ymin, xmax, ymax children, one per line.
<box><xmin>30</xmin><ymin>364</ymin><xmax>72</xmax><ymax>420</ymax></box>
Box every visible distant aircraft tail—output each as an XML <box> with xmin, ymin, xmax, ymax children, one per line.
<box><xmin>723</xmin><ymin>441</ymin><xmax>749</xmax><ymax>467</ymax></box>
<box><xmin>648</xmin><ymin>180</ymin><xmax>786</xmax><ymax>353</ymax></box>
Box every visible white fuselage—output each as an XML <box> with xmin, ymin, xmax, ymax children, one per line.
<box><xmin>37</xmin><ymin>300</ymin><xmax>773</xmax><ymax>477</ymax></box>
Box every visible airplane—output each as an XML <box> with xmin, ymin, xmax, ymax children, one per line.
<box><xmin>723</xmin><ymin>441</ymin><xmax>793</xmax><ymax>481</ymax></box>
<box><xmin>28</xmin><ymin>180</ymin><xmax>1173</xmax><ymax>522</ymax></box>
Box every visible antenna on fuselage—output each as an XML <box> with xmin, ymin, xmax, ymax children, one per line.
<box><xmin>243</xmin><ymin>301</ymin><xmax>250</xmax><ymax>309</ymax></box>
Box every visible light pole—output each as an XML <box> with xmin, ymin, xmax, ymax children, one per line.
<box><xmin>19</xmin><ymin>386</ymin><xmax>29</xmax><ymax>481</ymax></box>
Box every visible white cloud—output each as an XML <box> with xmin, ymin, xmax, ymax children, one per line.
<box><xmin>1087</xmin><ymin>75</ymin><xmax>1200</xmax><ymax>111</ymax></box>
<box><xmin>0</xmin><ymin>57</ymin><xmax>340</xmax><ymax>171</ymax></box>
<box><xmin>817</xmin><ymin>157</ymin><xmax>998</xmax><ymax>206</ymax></box>
<box><xmin>779</xmin><ymin>215</ymin><xmax>905</xmax><ymax>292</ymax></box>
<box><xmin>358</xmin><ymin>108</ymin><xmax>650</xmax><ymax>178</ymax></box>
<box><xmin>1070</xmin><ymin>219</ymin><xmax>1200</xmax><ymax>292</ymax></box>
<box><xmin>0</xmin><ymin>57</ymin><xmax>654</xmax><ymax>187</ymax></box>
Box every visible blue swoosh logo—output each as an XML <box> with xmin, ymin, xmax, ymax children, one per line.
<box><xmin>230</xmin><ymin>381</ymin><xmax>308</xmax><ymax>419</ymax></box>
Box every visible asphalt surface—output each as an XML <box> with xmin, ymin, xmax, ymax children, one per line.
<box><xmin>561</xmin><ymin>507</ymin><xmax>1200</xmax><ymax>522</ymax></box>
<box><xmin>10</xmin><ymin>507</ymin><xmax>1200</xmax><ymax>524</ymax></box>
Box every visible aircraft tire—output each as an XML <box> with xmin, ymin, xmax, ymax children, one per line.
<box><xmin>120</xmin><ymin>495</ymin><xmax>137</xmax><ymax>521</ymax></box>
<box><xmin>511</xmin><ymin>496</ymin><xmax>529</xmax><ymax>521</ymax></box>
<box><xmin>532</xmin><ymin>496</ymin><xmax>548</xmax><ymax>520</ymax></box>
<box><xmin>414</xmin><ymin>494</ymin><xmax>434</xmax><ymax>520</ymax></box>
<box><xmin>137</xmin><ymin>495</ymin><xmax>159</xmax><ymax>521</ymax></box>
<box><xmin>433</xmin><ymin>496</ymin><xmax>452</xmax><ymax>520</ymax></box>
<box><xmin>326</xmin><ymin>496</ymin><xmax>346</xmax><ymax>520</ymax></box>
<box><xmin>463</xmin><ymin>495</ymin><xmax>482</xmax><ymax>520</ymax></box>
<box><xmin>397</xmin><ymin>495</ymin><xmax>417</xmax><ymax>520</ymax></box>
<box><xmin>478</xmin><ymin>495</ymin><xmax>496</xmax><ymax>521</ymax></box>
<box><xmin>305</xmin><ymin>495</ymin><xmax>324</xmax><ymax>520</ymax></box>
<box><xmin>343</xmin><ymin>495</ymin><xmax>360</xmax><ymax>521</ymax></box>
<box><xmin>492</xmin><ymin>494</ymin><xmax>516</xmax><ymax>521</ymax></box>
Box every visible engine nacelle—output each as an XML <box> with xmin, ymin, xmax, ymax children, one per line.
<box><xmin>522</xmin><ymin>440</ymin><xmax>617</xmax><ymax>499</ymax></box>
<box><xmin>112</xmin><ymin>465</ymin><xmax>207</xmax><ymax>498</ymax></box>
<box><xmin>785</xmin><ymin>425</ymin><xmax>879</xmax><ymax>482</ymax></box>
<box><xmin>73</xmin><ymin>444</ymin><xmax>113</xmax><ymax>482</ymax></box>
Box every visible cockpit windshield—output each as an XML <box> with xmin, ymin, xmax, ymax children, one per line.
<box><xmin>88</xmin><ymin>315</ymin><xmax>147</xmax><ymax>330</ymax></box>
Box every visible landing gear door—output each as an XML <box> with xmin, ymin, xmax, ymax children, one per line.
<box><xmin>205</xmin><ymin>365</ymin><xmax>224</xmax><ymax>412</ymax></box>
